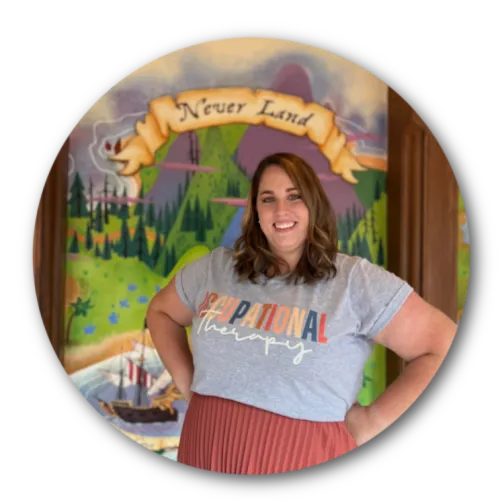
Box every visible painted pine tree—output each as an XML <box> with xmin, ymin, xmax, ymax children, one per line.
<box><xmin>88</xmin><ymin>175</ymin><xmax>94</xmax><ymax>228</ymax></box>
<box><xmin>103</xmin><ymin>175</ymin><xmax>110</xmax><ymax>224</ymax></box>
<box><xmin>133</xmin><ymin>215</ymin><xmax>149</xmax><ymax>265</ymax></box>
<box><xmin>377</xmin><ymin>238</ymin><xmax>385</xmax><ymax>267</ymax></box>
<box><xmin>94</xmin><ymin>202</ymin><xmax>104</xmax><ymax>233</ymax></box>
<box><xmin>68</xmin><ymin>231</ymin><xmax>80</xmax><ymax>254</ymax></box>
<box><xmin>150</xmin><ymin>231</ymin><xmax>161</xmax><ymax>269</ymax></box>
<box><xmin>359</xmin><ymin>235</ymin><xmax>372</xmax><ymax>262</ymax></box>
<box><xmin>68</xmin><ymin>172</ymin><xmax>88</xmax><ymax>217</ymax></box>
<box><xmin>85</xmin><ymin>221</ymin><xmax>93</xmax><ymax>251</ymax></box>
<box><xmin>145</xmin><ymin>199</ymin><xmax>156</xmax><ymax>227</ymax></box>
<box><xmin>205</xmin><ymin>203</ymin><xmax>214</xmax><ymax>230</ymax></box>
<box><xmin>196</xmin><ymin>217</ymin><xmax>206</xmax><ymax>242</ymax></box>
<box><xmin>156</xmin><ymin>207</ymin><xmax>163</xmax><ymax>235</ymax></box>
<box><xmin>102</xmin><ymin>234</ymin><xmax>112</xmax><ymax>260</ymax></box>
<box><xmin>117</xmin><ymin>218</ymin><xmax>132</xmax><ymax>258</ymax></box>
<box><xmin>134</xmin><ymin>185</ymin><xmax>145</xmax><ymax>217</ymax></box>
<box><xmin>181</xmin><ymin>200</ymin><xmax>193</xmax><ymax>231</ymax></box>
<box><xmin>118</xmin><ymin>188</ymin><xmax>129</xmax><ymax>219</ymax></box>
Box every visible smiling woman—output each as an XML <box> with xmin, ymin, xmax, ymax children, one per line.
<box><xmin>146</xmin><ymin>151</ymin><xmax>457</xmax><ymax>474</ymax></box>
<box><xmin>233</xmin><ymin>153</ymin><xmax>338</xmax><ymax>285</ymax></box>
<box><xmin>256</xmin><ymin>168</ymin><xmax>309</xmax><ymax>266</ymax></box>
<box><xmin>31</xmin><ymin>37</ymin><xmax>464</xmax><ymax>468</ymax></box>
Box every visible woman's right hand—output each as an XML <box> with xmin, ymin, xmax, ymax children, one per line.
<box><xmin>175</xmin><ymin>379</ymin><xmax>193</xmax><ymax>402</ymax></box>
<box><xmin>147</xmin><ymin>278</ymin><xmax>196</xmax><ymax>405</ymax></box>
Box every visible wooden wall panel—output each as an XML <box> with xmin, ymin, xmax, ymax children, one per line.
<box><xmin>386</xmin><ymin>89</ymin><xmax>458</xmax><ymax>383</ymax></box>
<box><xmin>33</xmin><ymin>140</ymin><xmax>69</xmax><ymax>363</ymax></box>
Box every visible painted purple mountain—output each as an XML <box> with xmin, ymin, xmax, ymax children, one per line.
<box><xmin>146</xmin><ymin>132</ymin><xmax>200</xmax><ymax>206</ymax></box>
<box><xmin>236</xmin><ymin>64</ymin><xmax>365</xmax><ymax>217</ymax></box>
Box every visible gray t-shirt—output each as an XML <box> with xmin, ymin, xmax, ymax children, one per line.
<box><xmin>175</xmin><ymin>246</ymin><xmax>413</xmax><ymax>422</ymax></box>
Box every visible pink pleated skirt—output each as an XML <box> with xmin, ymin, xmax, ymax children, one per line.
<box><xmin>177</xmin><ymin>392</ymin><xmax>358</xmax><ymax>475</ymax></box>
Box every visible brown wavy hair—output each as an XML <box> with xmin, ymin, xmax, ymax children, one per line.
<box><xmin>233</xmin><ymin>152</ymin><xmax>338</xmax><ymax>285</ymax></box>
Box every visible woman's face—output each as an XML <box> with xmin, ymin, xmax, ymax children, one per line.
<box><xmin>256</xmin><ymin>166</ymin><xmax>310</xmax><ymax>266</ymax></box>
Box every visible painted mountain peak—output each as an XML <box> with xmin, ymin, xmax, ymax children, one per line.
<box><xmin>145</xmin><ymin>132</ymin><xmax>200</xmax><ymax>206</ymax></box>
<box><xmin>270</xmin><ymin>63</ymin><xmax>314</xmax><ymax>103</ymax></box>
<box><xmin>235</xmin><ymin>64</ymin><xmax>365</xmax><ymax>217</ymax></box>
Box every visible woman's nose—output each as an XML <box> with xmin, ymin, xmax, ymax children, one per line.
<box><xmin>274</xmin><ymin>199</ymin><xmax>289</xmax><ymax>213</ymax></box>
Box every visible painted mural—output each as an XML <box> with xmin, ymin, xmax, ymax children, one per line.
<box><xmin>63</xmin><ymin>38</ymin><xmax>389</xmax><ymax>460</ymax></box>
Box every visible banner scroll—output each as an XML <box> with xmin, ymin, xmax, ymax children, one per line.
<box><xmin>110</xmin><ymin>88</ymin><xmax>374</xmax><ymax>184</ymax></box>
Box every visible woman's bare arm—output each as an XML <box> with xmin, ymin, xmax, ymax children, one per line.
<box><xmin>146</xmin><ymin>277</ymin><xmax>196</xmax><ymax>401</ymax></box>
<box><xmin>346</xmin><ymin>292</ymin><xmax>457</xmax><ymax>444</ymax></box>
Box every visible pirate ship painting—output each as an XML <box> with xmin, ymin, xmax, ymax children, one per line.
<box><xmin>70</xmin><ymin>326</ymin><xmax>188</xmax><ymax>454</ymax></box>
<box><xmin>97</xmin><ymin>336</ymin><xmax>182</xmax><ymax>424</ymax></box>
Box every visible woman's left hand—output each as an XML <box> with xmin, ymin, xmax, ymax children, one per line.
<box><xmin>345</xmin><ymin>405</ymin><xmax>377</xmax><ymax>446</ymax></box>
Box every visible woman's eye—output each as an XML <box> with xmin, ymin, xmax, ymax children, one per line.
<box><xmin>260</xmin><ymin>194</ymin><xmax>300</xmax><ymax>203</ymax></box>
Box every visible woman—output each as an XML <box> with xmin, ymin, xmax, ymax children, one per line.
<box><xmin>147</xmin><ymin>152</ymin><xmax>456</xmax><ymax>474</ymax></box>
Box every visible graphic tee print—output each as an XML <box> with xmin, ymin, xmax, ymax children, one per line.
<box><xmin>175</xmin><ymin>247</ymin><xmax>413</xmax><ymax>422</ymax></box>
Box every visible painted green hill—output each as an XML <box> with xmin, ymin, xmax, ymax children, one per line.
<box><xmin>138</xmin><ymin>119</ymin><xmax>246</xmax><ymax>196</ymax></box>
<box><xmin>188</xmin><ymin>123</ymin><xmax>247</xmax><ymax>157</ymax></box>
<box><xmin>220</xmin><ymin>124</ymin><xmax>248</xmax><ymax>155</ymax></box>
<box><xmin>347</xmin><ymin>192</ymin><xmax>387</xmax><ymax>265</ymax></box>
<box><xmin>353</xmin><ymin>169</ymin><xmax>386</xmax><ymax>209</ymax></box>
<box><xmin>65</xmin><ymin>244</ymin><xmax>209</xmax><ymax>346</ymax></box>
<box><xmin>356</xmin><ymin>344</ymin><xmax>386</xmax><ymax>405</ymax></box>
<box><xmin>139</xmin><ymin>132</ymin><xmax>179</xmax><ymax>194</ymax></box>
<box><xmin>154</xmin><ymin>126</ymin><xmax>250</xmax><ymax>274</ymax></box>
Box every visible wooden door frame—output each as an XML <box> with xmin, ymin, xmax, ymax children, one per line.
<box><xmin>33</xmin><ymin>139</ymin><xmax>69</xmax><ymax>365</ymax></box>
<box><xmin>386</xmin><ymin>88</ymin><xmax>458</xmax><ymax>384</ymax></box>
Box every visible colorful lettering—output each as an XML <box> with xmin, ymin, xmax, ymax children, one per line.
<box><xmin>240</xmin><ymin>303</ymin><xmax>262</xmax><ymax>328</ymax></box>
<box><xmin>197</xmin><ymin>292</ymin><xmax>330</xmax><ymax>348</ymax></box>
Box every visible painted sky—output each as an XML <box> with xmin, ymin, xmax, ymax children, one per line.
<box><xmin>69</xmin><ymin>38</ymin><xmax>388</xmax><ymax>198</ymax></box>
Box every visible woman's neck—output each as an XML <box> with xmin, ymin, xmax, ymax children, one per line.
<box><xmin>274</xmin><ymin>250</ymin><xmax>302</xmax><ymax>275</ymax></box>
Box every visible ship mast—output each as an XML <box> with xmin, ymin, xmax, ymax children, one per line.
<box><xmin>117</xmin><ymin>347</ymin><xmax>125</xmax><ymax>400</ymax></box>
<box><xmin>134</xmin><ymin>322</ymin><xmax>147</xmax><ymax>407</ymax></box>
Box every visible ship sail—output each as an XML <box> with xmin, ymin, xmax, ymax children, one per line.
<box><xmin>131</xmin><ymin>340</ymin><xmax>156</xmax><ymax>356</ymax></box>
<box><xmin>126</xmin><ymin>357</ymin><xmax>157</xmax><ymax>390</ymax></box>
<box><xmin>99</xmin><ymin>356</ymin><xmax>158</xmax><ymax>392</ymax></box>
<box><xmin>147</xmin><ymin>370</ymin><xmax>172</xmax><ymax>396</ymax></box>
<box><xmin>100</xmin><ymin>369</ymin><xmax>133</xmax><ymax>388</ymax></box>
<box><xmin>131</xmin><ymin>340</ymin><xmax>171</xmax><ymax>395</ymax></box>
<box><xmin>100</xmin><ymin>348</ymin><xmax>132</xmax><ymax>389</ymax></box>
